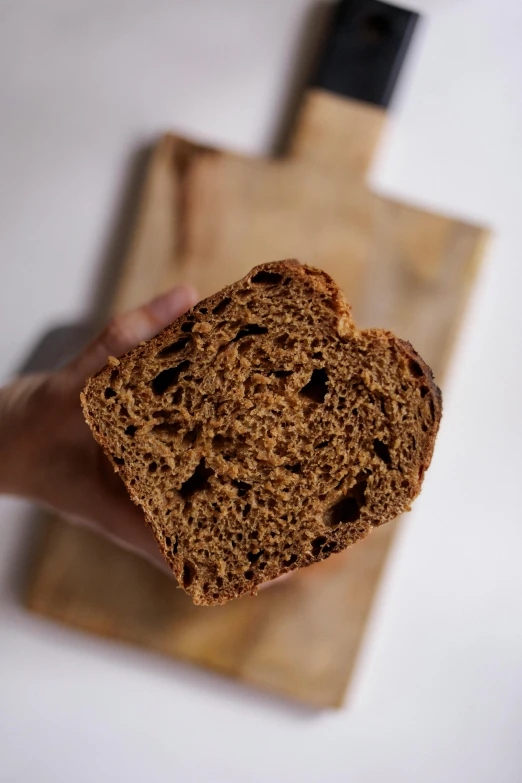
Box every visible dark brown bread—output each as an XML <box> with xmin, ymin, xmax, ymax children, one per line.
<box><xmin>81</xmin><ymin>260</ymin><xmax>441</xmax><ymax>605</ymax></box>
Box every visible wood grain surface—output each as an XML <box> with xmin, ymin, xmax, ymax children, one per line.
<box><xmin>26</xmin><ymin>91</ymin><xmax>488</xmax><ymax>708</ymax></box>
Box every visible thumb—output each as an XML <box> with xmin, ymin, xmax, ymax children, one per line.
<box><xmin>64</xmin><ymin>285</ymin><xmax>198</xmax><ymax>386</ymax></box>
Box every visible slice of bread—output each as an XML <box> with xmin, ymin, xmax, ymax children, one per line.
<box><xmin>81</xmin><ymin>260</ymin><xmax>441</xmax><ymax>605</ymax></box>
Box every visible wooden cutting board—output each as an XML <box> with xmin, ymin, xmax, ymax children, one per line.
<box><xmin>26</xmin><ymin>0</ymin><xmax>488</xmax><ymax>707</ymax></box>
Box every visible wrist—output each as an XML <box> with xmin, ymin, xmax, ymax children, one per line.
<box><xmin>0</xmin><ymin>374</ymin><xmax>50</xmax><ymax>498</ymax></box>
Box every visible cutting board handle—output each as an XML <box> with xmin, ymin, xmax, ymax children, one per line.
<box><xmin>289</xmin><ymin>0</ymin><xmax>419</xmax><ymax>176</ymax></box>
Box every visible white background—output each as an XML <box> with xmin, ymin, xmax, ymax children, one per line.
<box><xmin>1</xmin><ymin>1</ymin><xmax>521</xmax><ymax>781</ymax></box>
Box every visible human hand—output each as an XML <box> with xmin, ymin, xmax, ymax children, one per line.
<box><xmin>0</xmin><ymin>286</ymin><xmax>197</xmax><ymax>568</ymax></box>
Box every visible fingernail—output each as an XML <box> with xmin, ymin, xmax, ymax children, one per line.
<box><xmin>149</xmin><ymin>285</ymin><xmax>198</xmax><ymax>322</ymax></box>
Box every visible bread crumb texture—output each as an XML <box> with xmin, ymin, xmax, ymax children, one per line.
<box><xmin>81</xmin><ymin>261</ymin><xmax>442</xmax><ymax>605</ymax></box>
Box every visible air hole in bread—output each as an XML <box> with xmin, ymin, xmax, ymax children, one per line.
<box><xmin>232</xmin><ymin>479</ymin><xmax>252</xmax><ymax>497</ymax></box>
<box><xmin>148</xmin><ymin>461</ymin><xmax>157</xmax><ymax>473</ymax></box>
<box><xmin>409</xmin><ymin>359</ymin><xmax>424</xmax><ymax>378</ymax></box>
<box><xmin>373</xmin><ymin>439</ymin><xmax>391</xmax><ymax>464</ymax></box>
<box><xmin>247</xmin><ymin>550</ymin><xmax>264</xmax><ymax>564</ymax></box>
<box><xmin>182</xmin><ymin>426</ymin><xmax>199</xmax><ymax>446</ymax></box>
<box><xmin>244</xmin><ymin>570</ymin><xmax>254</xmax><ymax>580</ymax></box>
<box><xmin>325</xmin><ymin>480</ymin><xmax>367</xmax><ymax>527</ymax></box>
<box><xmin>274</xmin><ymin>333</ymin><xmax>297</xmax><ymax>350</ymax></box>
<box><xmin>251</xmin><ymin>270</ymin><xmax>284</xmax><ymax>285</ymax></box>
<box><xmin>182</xmin><ymin>560</ymin><xmax>196</xmax><ymax>588</ymax></box>
<box><xmin>212</xmin><ymin>433</ymin><xmax>231</xmax><ymax>450</ymax></box>
<box><xmin>299</xmin><ymin>368</ymin><xmax>328</xmax><ymax>403</ymax></box>
<box><xmin>181</xmin><ymin>321</ymin><xmax>194</xmax><ymax>332</ymax></box>
<box><xmin>420</xmin><ymin>385</ymin><xmax>429</xmax><ymax>397</ymax></box>
<box><xmin>284</xmin><ymin>463</ymin><xmax>301</xmax><ymax>474</ymax></box>
<box><xmin>152</xmin><ymin>360</ymin><xmax>190</xmax><ymax>395</ymax></box>
<box><xmin>179</xmin><ymin>459</ymin><xmax>214</xmax><ymax>498</ymax></box>
<box><xmin>283</xmin><ymin>553</ymin><xmax>297</xmax><ymax>567</ymax></box>
<box><xmin>113</xmin><ymin>455</ymin><xmax>124</xmax><ymax>465</ymax></box>
<box><xmin>327</xmin><ymin>496</ymin><xmax>360</xmax><ymax>525</ymax></box>
<box><xmin>321</xmin><ymin>542</ymin><xmax>336</xmax><ymax>555</ymax></box>
<box><xmin>311</xmin><ymin>536</ymin><xmax>327</xmax><ymax>556</ymax></box>
<box><xmin>125</xmin><ymin>425</ymin><xmax>137</xmax><ymax>437</ymax></box>
<box><xmin>273</xmin><ymin>369</ymin><xmax>293</xmax><ymax>378</ymax></box>
<box><xmin>104</xmin><ymin>387</ymin><xmax>116</xmax><ymax>399</ymax></box>
<box><xmin>232</xmin><ymin>324</ymin><xmax>268</xmax><ymax>342</ymax></box>
<box><xmin>212</xmin><ymin>297</ymin><xmax>231</xmax><ymax>315</ymax></box>
<box><xmin>157</xmin><ymin>336</ymin><xmax>191</xmax><ymax>358</ymax></box>
<box><xmin>238</xmin><ymin>339</ymin><xmax>254</xmax><ymax>355</ymax></box>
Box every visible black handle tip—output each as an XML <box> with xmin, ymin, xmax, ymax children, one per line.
<box><xmin>312</xmin><ymin>0</ymin><xmax>419</xmax><ymax>108</ymax></box>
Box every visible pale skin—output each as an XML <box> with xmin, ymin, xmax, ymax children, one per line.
<box><xmin>0</xmin><ymin>286</ymin><xmax>199</xmax><ymax>570</ymax></box>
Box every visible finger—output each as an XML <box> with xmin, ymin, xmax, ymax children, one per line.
<box><xmin>258</xmin><ymin>572</ymin><xmax>292</xmax><ymax>590</ymax></box>
<box><xmin>65</xmin><ymin>506</ymin><xmax>173</xmax><ymax>575</ymax></box>
<box><xmin>66</xmin><ymin>285</ymin><xmax>198</xmax><ymax>384</ymax></box>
